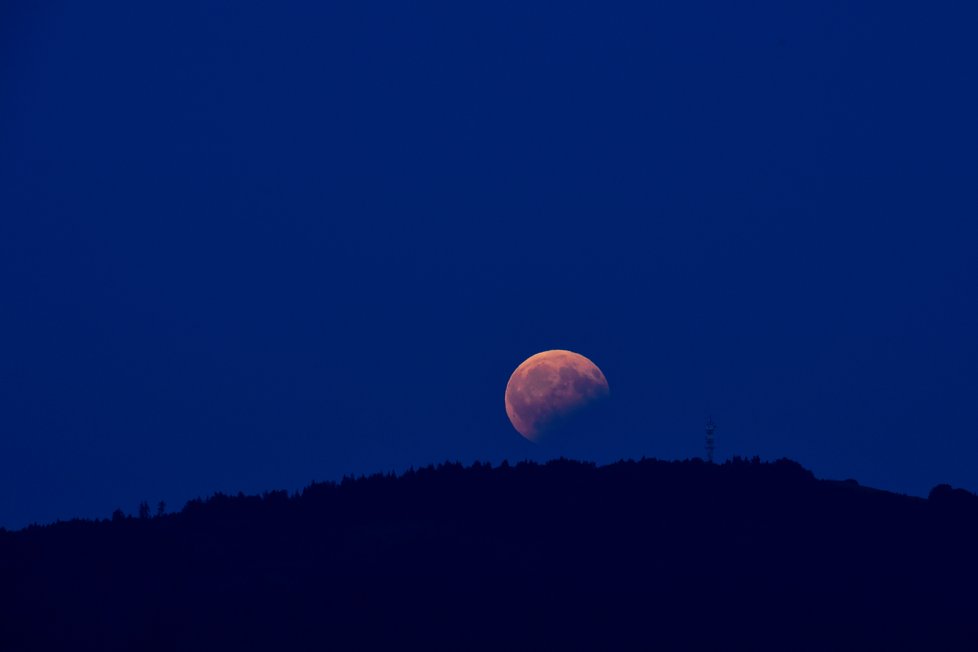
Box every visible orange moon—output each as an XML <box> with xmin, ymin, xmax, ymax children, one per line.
<box><xmin>505</xmin><ymin>350</ymin><xmax>610</xmax><ymax>443</ymax></box>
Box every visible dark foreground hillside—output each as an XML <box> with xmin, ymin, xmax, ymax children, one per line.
<box><xmin>2</xmin><ymin>458</ymin><xmax>977</xmax><ymax>651</ymax></box>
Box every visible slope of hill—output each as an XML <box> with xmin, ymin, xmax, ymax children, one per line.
<box><xmin>2</xmin><ymin>457</ymin><xmax>977</xmax><ymax>650</ymax></box>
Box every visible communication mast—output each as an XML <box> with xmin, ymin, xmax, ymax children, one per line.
<box><xmin>705</xmin><ymin>416</ymin><xmax>716</xmax><ymax>463</ymax></box>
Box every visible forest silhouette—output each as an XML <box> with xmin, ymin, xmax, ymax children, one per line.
<box><xmin>2</xmin><ymin>457</ymin><xmax>977</xmax><ymax>650</ymax></box>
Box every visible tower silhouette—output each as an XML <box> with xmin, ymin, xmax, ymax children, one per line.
<box><xmin>705</xmin><ymin>417</ymin><xmax>716</xmax><ymax>463</ymax></box>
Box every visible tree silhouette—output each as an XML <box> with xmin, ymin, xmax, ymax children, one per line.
<box><xmin>1</xmin><ymin>458</ymin><xmax>976</xmax><ymax>650</ymax></box>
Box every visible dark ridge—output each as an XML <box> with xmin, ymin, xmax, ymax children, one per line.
<box><xmin>2</xmin><ymin>457</ymin><xmax>977</xmax><ymax>650</ymax></box>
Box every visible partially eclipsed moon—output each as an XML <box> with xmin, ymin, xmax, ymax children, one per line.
<box><xmin>505</xmin><ymin>350</ymin><xmax>610</xmax><ymax>443</ymax></box>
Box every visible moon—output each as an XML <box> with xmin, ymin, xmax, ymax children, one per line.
<box><xmin>505</xmin><ymin>350</ymin><xmax>610</xmax><ymax>443</ymax></box>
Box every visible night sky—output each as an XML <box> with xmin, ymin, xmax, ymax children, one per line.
<box><xmin>2</xmin><ymin>1</ymin><xmax>976</xmax><ymax>529</ymax></box>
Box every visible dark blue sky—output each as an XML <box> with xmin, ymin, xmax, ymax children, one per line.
<box><xmin>2</xmin><ymin>1</ymin><xmax>976</xmax><ymax>528</ymax></box>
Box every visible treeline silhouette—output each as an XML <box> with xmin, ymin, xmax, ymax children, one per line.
<box><xmin>2</xmin><ymin>457</ymin><xmax>977</xmax><ymax>650</ymax></box>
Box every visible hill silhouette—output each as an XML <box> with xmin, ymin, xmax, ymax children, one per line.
<box><xmin>2</xmin><ymin>457</ymin><xmax>977</xmax><ymax>650</ymax></box>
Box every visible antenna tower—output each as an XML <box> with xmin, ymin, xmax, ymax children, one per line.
<box><xmin>705</xmin><ymin>416</ymin><xmax>716</xmax><ymax>463</ymax></box>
